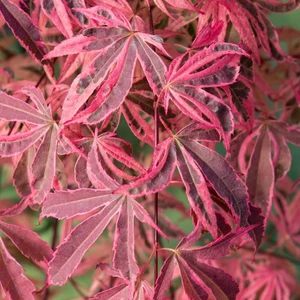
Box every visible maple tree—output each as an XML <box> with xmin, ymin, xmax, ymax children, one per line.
<box><xmin>0</xmin><ymin>0</ymin><xmax>300</xmax><ymax>299</ymax></box>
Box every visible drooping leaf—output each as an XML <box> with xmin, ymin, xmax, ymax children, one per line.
<box><xmin>12</xmin><ymin>147</ymin><xmax>34</xmax><ymax>196</ymax></box>
<box><xmin>179</xmin><ymin>137</ymin><xmax>250</xmax><ymax>227</ymax></box>
<box><xmin>175</xmin><ymin>141</ymin><xmax>218</xmax><ymax>238</ymax></box>
<box><xmin>0</xmin><ymin>237</ymin><xmax>36</xmax><ymax>300</ymax></box>
<box><xmin>0</xmin><ymin>0</ymin><xmax>51</xmax><ymax>67</ymax></box>
<box><xmin>256</xmin><ymin>0</ymin><xmax>300</xmax><ymax>12</ymax></box>
<box><xmin>197</xmin><ymin>0</ymin><xmax>291</xmax><ymax>62</ymax></box>
<box><xmin>0</xmin><ymin>220</ymin><xmax>53</xmax><ymax>262</ymax></box>
<box><xmin>153</xmin><ymin>254</ymin><xmax>177</xmax><ymax>300</ymax></box>
<box><xmin>246</xmin><ymin>125</ymin><xmax>274</xmax><ymax>219</ymax></box>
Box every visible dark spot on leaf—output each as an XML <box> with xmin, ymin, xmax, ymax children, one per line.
<box><xmin>43</xmin><ymin>0</ymin><xmax>54</xmax><ymax>13</ymax></box>
<box><xmin>82</xmin><ymin>28</ymin><xmax>97</xmax><ymax>37</ymax></box>
<box><xmin>76</xmin><ymin>75</ymin><xmax>94</xmax><ymax>94</ymax></box>
<box><xmin>97</xmin><ymin>9</ymin><xmax>112</xmax><ymax>19</ymax></box>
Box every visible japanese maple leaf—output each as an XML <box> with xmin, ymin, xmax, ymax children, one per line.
<box><xmin>159</xmin><ymin>42</ymin><xmax>248</xmax><ymax>149</ymax></box>
<box><xmin>41</xmin><ymin>148</ymin><xmax>166</xmax><ymax>286</ymax></box>
<box><xmin>196</xmin><ymin>0</ymin><xmax>300</xmax><ymax>63</ymax></box>
<box><xmin>154</xmin><ymin>223</ymin><xmax>256</xmax><ymax>300</ymax></box>
<box><xmin>231</xmin><ymin>120</ymin><xmax>300</xmax><ymax>221</ymax></box>
<box><xmin>0</xmin><ymin>0</ymin><xmax>52</xmax><ymax>75</ymax></box>
<box><xmin>237</xmin><ymin>256</ymin><xmax>298</xmax><ymax>300</ymax></box>
<box><xmin>271</xmin><ymin>187</ymin><xmax>300</xmax><ymax>258</ymax></box>
<box><xmin>0</xmin><ymin>87</ymin><xmax>59</xmax><ymax>203</ymax></box>
<box><xmin>44</xmin><ymin>6</ymin><xmax>167</xmax><ymax>125</ymax></box>
<box><xmin>148</xmin><ymin>0</ymin><xmax>202</xmax><ymax>19</ymax></box>
<box><xmin>0</xmin><ymin>205</ymin><xmax>53</xmax><ymax>300</ymax></box>
<box><xmin>41</xmin><ymin>0</ymin><xmax>89</xmax><ymax>38</ymax></box>
<box><xmin>74</xmin><ymin>130</ymin><xmax>145</xmax><ymax>189</ymax></box>
<box><xmin>115</xmin><ymin>122</ymin><xmax>251</xmax><ymax>239</ymax></box>
<box><xmin>190</xmin><ymin>21</ymin><xmax>255</xmax><ymax>132</ymax></box>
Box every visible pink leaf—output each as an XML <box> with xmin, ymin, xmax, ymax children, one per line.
<box><xmin>246</xmin><ymin>126</ymin><xmax>274</xmax><ymax>219</ymax></box>
<box><xmin>176</xmin><ymin>257</ymin><xmax>209</xmax><ymax>300</ymax></box>
<box><xmin>176</xmin><ymin>143</ymin><xmax>218</xmax><ymax>238</ymax></box>
<box><xmin>49</xmin><ymin>198</ymin><xmax>123</xmax><ymax>285</ymax></box>
<box><xmin>179</xmin><ymin>138</ymin><xmax>250</xmax><ymax>227</ymax></box>
<box><xmin>91</xmin><ymin>283</ymin><xmax>129</xmax><ymax>300</ymax></box>
<box><xmin>41</xmin><ymin>0</ymin><xmax>73</xmax><ymax>38</ymax></box>
<box><xmin>192</xmin><ymin>21</ymin><xmax>223</xmax><ymax>48</ymax></box>
<box><xmin>61</xmin><ymin>38</ymin><xmax>127</xmax><ymax>124</ymax></box>
<box><xmin>31</xmin><ymin>124</ymin><xmax>58</xmax><ymax>203</ymax></box>
<box><xmin>179</xmin><ymin>226</ymin><xmax>256</xmax><ymax>260</ymax></box>
<box><xmin>0</xmin><ymin>126</ymin><xmax>47</xmax><ymax>157</ymax></box>
<box><xmin>87</xmin><ymin>133</ymin><xmax>119</xmax><ymax>189</ymax></box>
<box><xmin>154</xmin><ymin>254</ymin><xmax>177</xmax><ymax>300</ymax></box>
<box><xmin>41</xmin><ymin>189</ymin><xmax>118</xmax><ymax>219</ymax></box>
<box><xmin>0</xmin><ymin>220</ymin><xmax>53</xmax><ymax>262</ymax></box>
<box><xmin>21</xmin><ymin>86</ymin><xmax>49</xmax><ymax>117</ymax></box>
<box><xmin>131</xmin><ymin>198</ymin><xmax>167</xmax><ymax>239</ymax></box>
<box><xmin>84</xmin><ymin>39</ymin><xmax>137</xmax><ymax>124</ymax></box>
<box><xmin>135</xmin><ymin>35</ymin><xmax>166</xmax><ymax>95</ymax></box>
<box><xmin>115</xmin><ymin>138</ymin><xmax>176</xmax><ymax>196</ymax></box>
<box><xmin>0</xmin><ymin>0</ymin><xmax>50</xmax><ymax>66</ymax></box>
<box><xmin>0</xmin><ymin>91</ymin><xmax>50</xmax><ymax>125</ymax></box>
<box><xmin>256</xmin><ymin>0</ymin><xmax>300</xmax><ymax>12</ymax></box>
<box><xmin>0</xmin><ymin>237</ymin><xmax>36</xmax><ymax>300</ymax></box>
<box><xmin>113</xmin><ymin>197</ymin><xmax>139</xmax><ymax>282</ymax></box>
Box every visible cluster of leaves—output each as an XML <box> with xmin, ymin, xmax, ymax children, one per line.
<box><xmin>0</xmin><ymin>0</ymin><xmax>300</xmax><ymax>299</ymax></box>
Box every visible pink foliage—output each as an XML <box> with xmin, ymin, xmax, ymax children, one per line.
<box><xmin>0</xmin><ymin>0</ymin><xmax>300</xmax><ymax>299</ymax></box>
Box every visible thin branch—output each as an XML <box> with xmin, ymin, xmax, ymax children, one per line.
<box><xmin>146</xmin><ymin>1</ymin><xmax>160</xmax><ymax>282</ymax></box>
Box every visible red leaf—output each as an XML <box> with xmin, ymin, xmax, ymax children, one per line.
<box><xmin>91</xmin><ymin>283</ymin><xmax>129</xmax><ymax>300</ymax></box>
<box><xmin>113</xmin><ymin>197</ymin><xmax>139</xmax><ymax>282</ymax></box>
<box><xmin>49</xmin><ymin>198</ymin><xmax>123</xmax><ymax>285</ymax></box>
<box><xmin>177</xmin><ymin>257</ymin><xmax>208</xmax><ymax>300</ymax></box>
<box><xmin>0</xmin><ymin>126</ymin><xmax>47</xmax><ymax>157</ymax></box>
<box><xmin>0</xmin><ymin>237</ymin><xmax>36</xmax><ymax>300</ymax></box>
<box><xmin>256</xmin><ymin>0</ymin><xmax>300</xmax><ymax>12</ymax></box>
<box><xmin>176</xmin><ymin>142</ymin><xmax>218</xmax><ymax>238</ymax></box>
<box><xmin>41</xmin><ymin>189</ymin><xmax>119</xmax><ymax>219</ymax></box>
<box><xmin>0</xmin><ymin>0</ymin><xmax>51</xmax><ymax>67</ymax></box>
<box><xmin>114</xmin><ymin>138</ymin><xmax>176</xmax><ymax>196</ymax></box>
<box><xmin>41</xmin><ymin>0</ymin><xmax>73</xmax><ymax>38</ymax></box>
<box><xmin>45</xmin><ymin>22</ymin><xmax>166</xmax><ymax>124</ymax></box>
<box><xmin>155</xmin><ymin>226</ymin><xmax>254</xmax><ymax>299</ymax></box>
<box><xmin>246</xmin><ymin>126</ymin><xmax>274</xmax><ymax>219</ymax></box>
<box><xmin>0</xmin><ymin>220</ymin><xmax>53</xmax><ymax>262</ymax></box>
<box><xmin>179</xmin><ymin>138</ymin><xmax>250</xmax><ymax>227</ymax></box>
<box><xmin>154</xmin><ymin>254</ymin><xmax>177</xmax><ymax>300</ymax></box>
<box><xmin>0</xmin><ymin>91</ymin><xmax>50</xmax><ymax>125</ymax></box>
<box><xmin>31</xmin><ymin>124</ymin><xmax>58</xmax><ymax>203</ymax></box>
